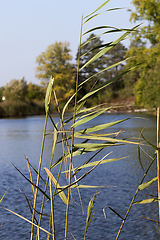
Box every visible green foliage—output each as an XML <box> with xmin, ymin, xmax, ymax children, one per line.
<box><xmin>0</xmin><ymin>87</ymin><xmax>3</xmax><ymax>102</ymax></box>
<box><xmin>0</xmin><ymin>100</ymin><xmax>45</xmax><ymax>117</ymax></box>
<box><xmin>27</xmin><ymin>82</ymin><xmax>45</xmax><ymax>100</ymax></box>
<box><xmin>130</xmin><ymin>0</ymin><xmax>160</xmax><ymax>45</ymax></box>
<box><xmin>77</xmin><ymin>34</ymin><xmax>105</xmax><ymax>98</ymax></box>
<box><xmin>3</xmin><ymin>77</ymin><xmax>28</xmax><ymax>101</ymax></box>
<box><xmin>36</xmin><ymin>42</ymin><xmax>75</xmax><ymax>104</ymax></box>
<box><xmin>123</xmin><ymin>0</ymin><xmax>160</xmax><ymax>108</ymax></box>
<box><xmin>77</xmin><ymin>34</ymin><xmax>127</xmax><ymax>104</ymax></box>
<box><xmin>103</xmin><ymin>42</ymin><xmax>127</xmax><ymax>97</ymax></box>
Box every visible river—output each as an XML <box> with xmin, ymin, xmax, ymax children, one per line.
<box><xmin>0</xmin><ymin>112</ymin><xmax>159</xmax><ymax>239</ymax></box>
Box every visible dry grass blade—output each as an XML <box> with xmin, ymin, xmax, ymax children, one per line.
<box><xmin>44</xmin><ymin>168</ymin><xmax>67</xmax><ymax>205</ymax></box>
<box><xmin>1</xmin><ymin>206</ymin><xmax>53</xmax><ymax>236</ymax></box>
<box><xmin>0</xmin><ymin>189</ymin><xmax>8</xmax><ymax>203</ymax></box>
<box><xmin>25</xmin><ymin>156</ymin><xmax>35</xmax><ymax>198</ymax></box>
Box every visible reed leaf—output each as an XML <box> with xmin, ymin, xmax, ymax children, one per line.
<box><xmin>72</xmin><ymin>106</ymin><xmax>111</xmax><ymax>128</ymax></box>
<box><xmin>83</xmin><ymin>0</ymin><xmax>110</xmax><ymax>20</ymax></box>
<box><xmin>25</xmin><ymin>156</ymin><xmax>35</xmax><ymax>198</ymax></box>
<box><xmin>75</xmin><ymin>135</ymin><xmax>139</xmax><ymax>146</ymax></box>
<box><xmin>53</xmin><ymin>159</ymin><xmax>103</xmax><ymax>196</ymax></box>
<box><xmin>59</xmin><ymin>185</ymin><xmax>105</xmax><ymax>189</ymax></box>
<box><xmin>138</xmin><ymin>177</ymin><xmax>158</xmax><ymax>191</ymax></box>
<box><xmin>134</xmin><ymin>198</ymin><xmax>158</xmax><ymax>204</ymax></box>
<box><xmin>0</xmin><ymin>189</ymin><xmax>8</xmax><ymax>203</ymax></box>
<box><xmin>73</xmin><ymin>142</ymin><xmax>121</xmax><ymax>151</ymax></box>
<box><xmin>84</xmin><ymin>191</ymin><xmax>99</xmax><ymax>240</ymax></box>
<box><xmin>138</xmin><ymin>145</ymin><xmax>144</xmax><ymax>171</ymax></box>
<box><xmin>78</xmin><ymin>57</ymin><xmax>131</xmax><ymax>89</ymax></box>
<box><xmin>80</xmin><ymin>25</ymin><xmax>140</xmax><ymax>71</ymax></box>
<box><xmin>62</xmin><ymin>157</ymin><xmax>127</xmax><ymax>173</ymax></box>
<box><xmin>12</xmin><ymin>163</ymin><xmax>50</xmax><ymax>200</ymax></box>
<box><xmin>78</xmin><ymin>65</ymin><xmax>139</xmax><ymax>102</ymax></box>
<box><xmin>141</xmin><ymin>131</ymin><xmax>159</xmax><ymax>151</ymax></box>
<box><xmin>19</xmin><ymin>189</ymin><xmax>38</xmax><ymax>225</ymax></box>
<box><xmin>75</xmin><ymin>118</ymin><xmax>130</xmax><ymax>135</ymax></box>
<box><xmin>44</xmin><ymin>168</ymin><xmax>67</xmax><ymax>205</ymax></box>
<box><xmin>83</xmin><ymin>26</ymin><xmax>134</xmax><ymax>36</ymax></box>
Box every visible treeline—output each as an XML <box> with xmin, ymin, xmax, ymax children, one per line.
<box><xmin>1</xmin><ymin>0</ymin><xmax>160</xmax><ymax>117</ymax></box>
<box><xmin>0</xmin><ymin>79</ymin><xmax>49</xmax><ymax>117</ymax></box>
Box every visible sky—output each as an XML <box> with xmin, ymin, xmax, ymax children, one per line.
<box><xmin>0</xmin><ymin>0</ymin><xmax>137</xmax><ymax>87</ymax></box>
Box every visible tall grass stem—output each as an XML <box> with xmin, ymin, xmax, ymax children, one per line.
<box><xmin>157</xmin><ymin>107</ymin><xmax>160</xmax><ymax>222</ymax></box>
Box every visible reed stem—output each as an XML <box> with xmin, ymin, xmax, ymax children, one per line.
<box><xmin>157</xmin><ymin>107</ymin><xmax>160</xmax><ymax>223</ymax></box>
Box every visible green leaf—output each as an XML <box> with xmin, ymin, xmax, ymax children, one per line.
<box><xmin>83</xmin><ymin>26</ymin><xmax>133</xmax><ymax>36</ymax></box>
<box><xmin>73</xmin><ymin>142</ymin><xmax>120</xmax><ymax>151</ymax></box>
<box><xmin>138</xmin><ymin>177</ymin><xmax>158</xmax><ymax>191</ymax></box>
<box><xmin>83</xmin><ymin>0</ymin><xmax>110</xmax><ymax>20</ymax></box>
<box><xmin>78</xmin><ymin>65</ymin><xmax>139</xmax><ymax>102</ymax></box>
<box><xmin>75</xmin><ymin>118</ymin><xmax>130</xmax><ymax>135</ymax></box>
<box><xmin>141</xmin><ymin>132</ymin><xmax>159</xmax><ymax>150</ymax></box>
<box><xmin>72</xmin><ymin>106</ymin><xmax>111</xmax><ymax>128</ymax></box>
<box><xmin>44</xmin><ymin>168</ymin><xmax>67</xmax><ymax>205</ymax></box>
<box><xmin>80</xmin><ymin>25</ymin><xmax>139</xmax><ymax>71</ymax></box>
<box><xmin>75</xmin><ymin>135</ymin><xmax>139</xmax><ymax>145</ymax></box>
<box><xmin>0</xmin><ymin>189</ymin><xmax>8</xmax><ymax>203</ymax></box>
<box><xmin>134</xmin><ymin>198</ymin><xmax>158</xmax><ymax>204</ymax></box>
<box><xmin>78</xmin><ymin>57</ymin><xmax>131</xmax><ymax>91</ymax></box>
<box><xmin>84</xmin><ymin>191</ymin><xmax>99</xmax><ymax>239</ymax></box>
<box><xmin>62</xmin><ymin>157</ymin><xmax>126</xmax><ymax>173</ymax></box>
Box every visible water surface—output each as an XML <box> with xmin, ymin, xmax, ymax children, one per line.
<box><xmin>0</xmin><ymin>113</ymin><xmax>159</xmax><ymax>239</ymax></box>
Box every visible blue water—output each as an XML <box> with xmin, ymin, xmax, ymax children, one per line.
<box><xmin>0</xmin><ymin>113</ymin><xmax>159</xmax><ymax>239</ymax></box>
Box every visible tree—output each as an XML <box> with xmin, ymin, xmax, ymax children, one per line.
<box><xmin>76</xmin><ymin>34</ymin><xmax>127</xmax><ymax>103</ymax></box>
<box><xmin>77</xmin><ymin>34</ymin><xmax>106</xmax><ymax>101</ymax></box>
<box><xmin>3</xmin><ymin>77</ymin><xmax>28</xmax><ymax>101</ymax></box>
<box><xmin>102</xmin><ymin>42</ymin><xmax>127</xmax><ymax>96</ymax></box>
<box><xmin>130</xmin><ymin>0</ymin><xmax>160</xmax><ymax>45</ymax></box>
<box><xmin>123</xmin><ymin>0</ymin><xmax>160</xmax><ymax>107</ymax></box>
<box><xmin>36</xmin><ymin>42</ymin><xmax>75</xmax><ymax>104</ymax></box>
<box><xmin>27</xmin><ymin>82</ymin><xmax>45</xmax><ymax>100</ymax></box>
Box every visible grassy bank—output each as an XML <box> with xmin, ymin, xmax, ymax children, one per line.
<box><xmin>0</xmin><ymin>100</ymin><xmax>47</xmax><ymax>118</ymax></box>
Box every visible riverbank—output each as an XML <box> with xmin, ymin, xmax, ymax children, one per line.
<box><xmin>0</xmin><ymin>98</ymin><xmax>155</xmax><ymax>118</ymax></box>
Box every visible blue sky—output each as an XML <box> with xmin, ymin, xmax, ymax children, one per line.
<box><xmin>0</xmin><ymin>0</ymin><xmax>136</xmax><ymax>87</ymax></box>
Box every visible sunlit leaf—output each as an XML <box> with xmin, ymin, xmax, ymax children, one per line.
<box><xmin>134</xmin><ymin>198</ymin><xmax>158</xmax><ymax>204</ymax></box>
<box><xmin>0</xmin><ymin>189</ymin><xmax>8</xmax><ymax>203</ymax></box>
<box><xmin>72</xmin><ymin>106</ymin><xmax>111</xmax><ymax>128</ymax></box>
<box><xmin>83</xmin><ymin>0</ymin><xmax>110</xmax><ymax>20</ymax></box>
<box><xmin>44</xmin><ymin>168</ymin><xmax>67</xmax><ymax>205</ymax></box>
<box><xmin>75</xmin><ymin>118</ymin><xmax>130</xmax><ymax>135</ymax></box>
<box><xmin>80</xmin><ymin>26</ymin><xmax>140</xmax><ymax>71</ymax></box>
<box><xmin>59</xmin><ymin>184</ymin><xmax>105</xmax><ymax>189</ymax></box>
<box><xmin>84</xmin><ymin>191</ymin><xmax>99</xmax><ymax>239</ymax></box>
<box><xmin>78</xmin><ymin>65</ymin><xmax>139</xmax><ymax>102</ymax></box>
<box><xmin>62</xmin><ymin>157</ymin><xmax>126</xmax><ymax>173</ymax></box>
<box><xmin>138</xmin><ymin>177</ymin><xmax>158</xmax><ymax>191</ymax></box>
<box><xmin>75</xmin><ymin>135</ymin><xmax>139</xmax><ymax>145</ymax></box>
